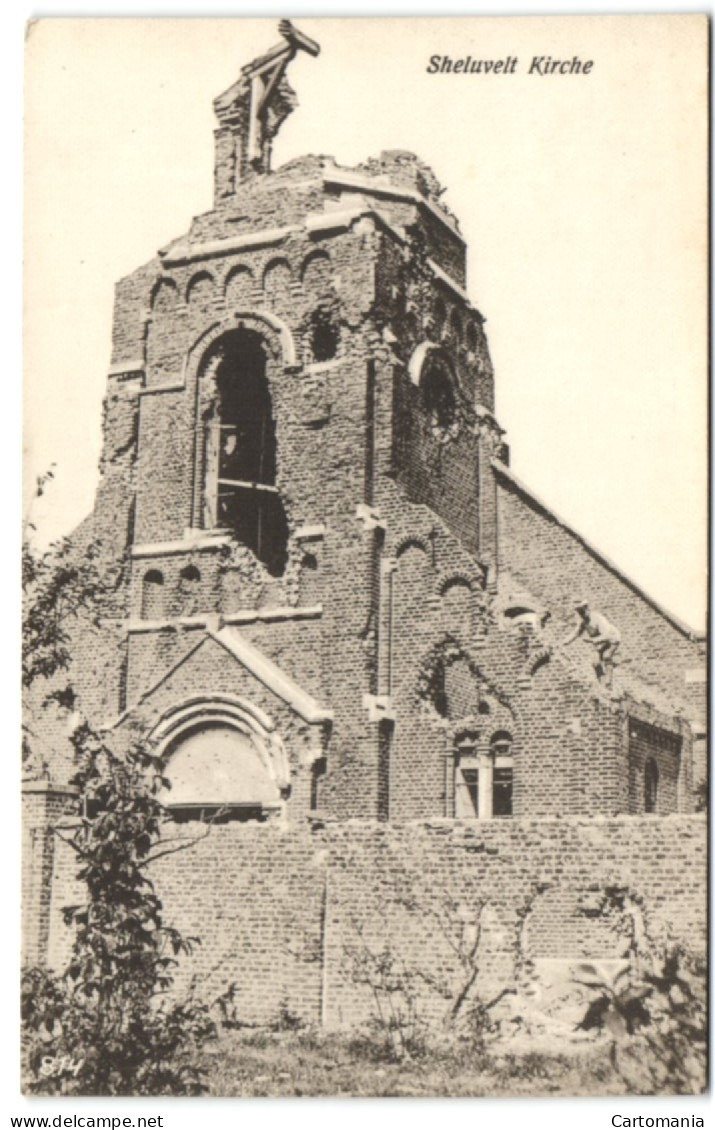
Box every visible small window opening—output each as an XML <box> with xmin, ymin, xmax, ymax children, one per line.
<box><xmin>311</xmin><ymin>320</ymin><xmax>339</xmax><ymax>362</ymax></box>
<box><xmin>310</xmin><ymin>757</ymin><xmax>327</xmax><ymax>810</ymax></box>
<box><xmin>307</xmin><ymin>301</ymin><xmax>340</xmax><ymax>363</ymax></box>
<box><xmin>644</xmin><ymin>757</ymin><xmax>659</xmax><ymax>814</ymax></box>
<box><xmin>492</xmin><ymin>767</ymin><xmax>513</xmax><ymax>817</ymax></box>
<box><xmin>141</xmin><ymin>570</ymin><xmax>165</xmax><ymax>619</ymax></box>
<box><xmin>178</xmin><ymin>564</ymin><xmax>201</xmax><ymax>616</ymax></box>
<box><xmin>422</xmin><ymin>357</ymin><xmax>457</xmax><ymax>441</ymax></box>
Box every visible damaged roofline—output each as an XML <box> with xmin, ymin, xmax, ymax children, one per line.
<box><xmin>155</xmin><ymin>205</ymin><xmax>474</xmax><ymax>309</ymax></box>
<box><xmin>492</xmin><ymin>459</ymin><xmax>705</xmax><ymax>643</ymax></box>
<box><xmin>321</xmin><ymin>167</ymin><xmax>464</xmax><ymax>242</ymax></box>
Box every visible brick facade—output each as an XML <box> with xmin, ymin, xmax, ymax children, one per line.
<box><xmin>23</xmin><ymin>26</ymin><xmax>706</xmax><ymax>1002</ymax></box>
<box><xmin>58</xmin><ymin>136</ymin><xmax>701</xmax><ymax>824</ymax></box>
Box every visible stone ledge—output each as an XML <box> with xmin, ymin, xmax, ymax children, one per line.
<box><xmin>294</xmin><ymin>524</ymin><xmax>326</xmax><ymax>542</ymax></box>
<box><xmin>131</xmin><ymin>533</ymin><xmax>232</xmax><ymax>558</ymax></box>
<box><xmin>322</xmin><ymin>167</ymin><xmax>464</xmax><ymax>242</ymax></box>
<box><xmin>108</xmin><ymin>359</ymin><xmax>145</xmax><ymax>378</ymax></box>
<box><xmin>363</xmin><ymin>694</ymin><xmax>395</xmax><ymax>723</ymax></box>
<box><xmin>127</xmin><ymin>606</ymin><xmax>323</xmax><ymax>634</ymax></box>
<box><xmin>355</xmin><ymin>503</ymin><xmax>386</xmax><ymax>532</ymax></box>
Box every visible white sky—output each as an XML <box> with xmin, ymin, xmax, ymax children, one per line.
<box><xmin>23</xmin><ymin>14</ymin><xmax>708</xmax><ymax>629</ymax></box>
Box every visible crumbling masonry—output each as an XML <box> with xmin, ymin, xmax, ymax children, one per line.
<box><xmin>24</xmin><ymin>24</ymin><xmax>706</xmax><ymax>1023</ymax></box>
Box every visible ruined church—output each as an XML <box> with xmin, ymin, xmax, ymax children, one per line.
<box><xmin>27</xmin><ymin>23</ymin><xmax>706</xmax><ymax>845</ymax></box>
<box><xmin>21</xmin><ymin>23</ymin><xmax>709</xmax><ymax>1028</ymax></box>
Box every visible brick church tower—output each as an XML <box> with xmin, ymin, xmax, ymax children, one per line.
<box><xmin>37</xmin><ymin>22</ymin><xmax>705</xmax><ymax>829</ymax></box>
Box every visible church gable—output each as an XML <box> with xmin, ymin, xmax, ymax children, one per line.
<box><xmin>115</xmin><ymin>629</ymin><xmax>330</xmax><ymax>820</ymax></box>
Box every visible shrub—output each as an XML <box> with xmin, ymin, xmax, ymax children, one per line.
<box><xmin>22</xmin><ymin>727</ymin><xmax>216</xmax><ymax>1095</ymax></box>
<box><xmin>575</xmin><ymin>944</ymin><xmax>706</xmax><ymax>1094</ymax></box>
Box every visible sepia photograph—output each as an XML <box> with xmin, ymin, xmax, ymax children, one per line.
<box><xmin>21</xmin><ymin>15</ymin><xmax>707</xmax><ymax>1100</ymax></box>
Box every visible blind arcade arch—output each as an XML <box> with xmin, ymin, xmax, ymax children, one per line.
<box><xmin>151</xmin><ymin>695</ymin><xmax>291</xmax><ymax>821</ymax></box>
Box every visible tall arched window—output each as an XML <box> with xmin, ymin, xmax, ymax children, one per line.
<box><xmin>644</xmin><ymin>757</ymin><xmax>659</xmax><ymax>814</ymax></box>
<box><xmin>454</xmin><ymin>731</ymin><xmax>480</xmax><ymax>819</ymax></box>
<box><xmin>202</xmin><ymin>330</ymin><xmax>288</xmax><ymax>575</ymax></box>
<box><xmin>490</xmin><ymin>731</ymin><xmax>513</xmax><ymax>818</ymax></box>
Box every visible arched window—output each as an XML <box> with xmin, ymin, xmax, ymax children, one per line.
<box><xmin>141</xmin><ymin>570</ymin><xmax>165</xmax><ymax>619</ymax></box>
<box><xmin>422</xmin><ymin>355</ymin><xmax>458</xmax><ymax>442</ymax></box>
<box><xmin>177</xmin><ymin>564</ymin><xmax>201</xmax><ymax>616</ymax></box>
<box><xmin>162</xmin><ymin>721</ymin><xmax>282</xmax><ymax>822</ymax></box>
<box><xmin>644</xmin><ymin>757</ymin><xmax>659</xmax><ymax>814</ymax></box>
<box><xmin>310</xmin><ymin>756</ymin><xmax>326</xmax><ymax>811</ymax></box>
<box><xmin>202</xmin><ymin>330</ymin><xmax>288</xmax><ymax>576</ymax></box>
<box><xmin>152</xmin><ymin>695</ymin><xmax>290</xmax><ymax>823</ymax></box>
<box><xmin>454</xmin><ymin>731</ymin><xmax>480</xmax><ymax>819</ymax></box>
<box><xmin>452</xmin><ymin>730</ymin><xmax>513</xmax><ymax>820</ymax></box>
<box><xmin>490</xmin><ymin>731</ymin><xmax>513</xmax><ymax>818</ymax></box>
<box><xmin>310</xmin><ymin>314</ymin><xmax>339</xmax><ymax>362</ymax></box>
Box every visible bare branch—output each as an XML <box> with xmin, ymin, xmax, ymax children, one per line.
<box><xmin>144</xmin><ymin>807</ymin><xmax>227</xmax><ymax>865</ymax></box>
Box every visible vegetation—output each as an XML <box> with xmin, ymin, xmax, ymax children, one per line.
<box><xmin>21</xmin><ymin>727</ymin><xmax>217</xmax><ymax>1095</ymax></box>
<box><xmin>22</xmin><ymin>470</ymin><xmax>112</xmax><ymax>696</ymax></box>
<box><xmin>573</xmin><ymin>886</ymin><xmax>707</xmax><ymax>1095</ymax></box>
<box><xmin>22</xmin><ymin>494</ymin><xmax>216</xmax><ymax>1095</ymax></box>
<box><xmin>196</xmin><ymin>1025</ymin><xmax>624</xmax><ymax>1097</ymax></box>
<box><xmin>575</xmin><ymin>945</ymin><xmax>707</xmax><ymax>1095</ymax></box>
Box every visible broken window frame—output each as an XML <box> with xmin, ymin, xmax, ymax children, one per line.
<box><xmin>200</xmin><ymin>330</ymin><xmax>288</xmax><ymax>575</ymax></box>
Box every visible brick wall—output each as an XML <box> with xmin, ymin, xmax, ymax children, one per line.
<box><xmin>40</xmin><ymin>815</ymin><xmax>706</xmax><ymax>1031</ymax></box>
<box><xmin>22</xmin><ymin>786</ymin><xmax>77</xmax><ymax>967</ymax></box>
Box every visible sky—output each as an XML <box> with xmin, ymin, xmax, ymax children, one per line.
<box><xmin>23</xmin><ymin>14</ymin><xmax>708</xmax><ymax>629</ymax></box>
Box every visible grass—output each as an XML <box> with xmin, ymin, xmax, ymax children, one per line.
<box><xmin>199</xmin><ymin>1027</ymin><xmax>627</xmax><ymax>1097</ymax></box>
